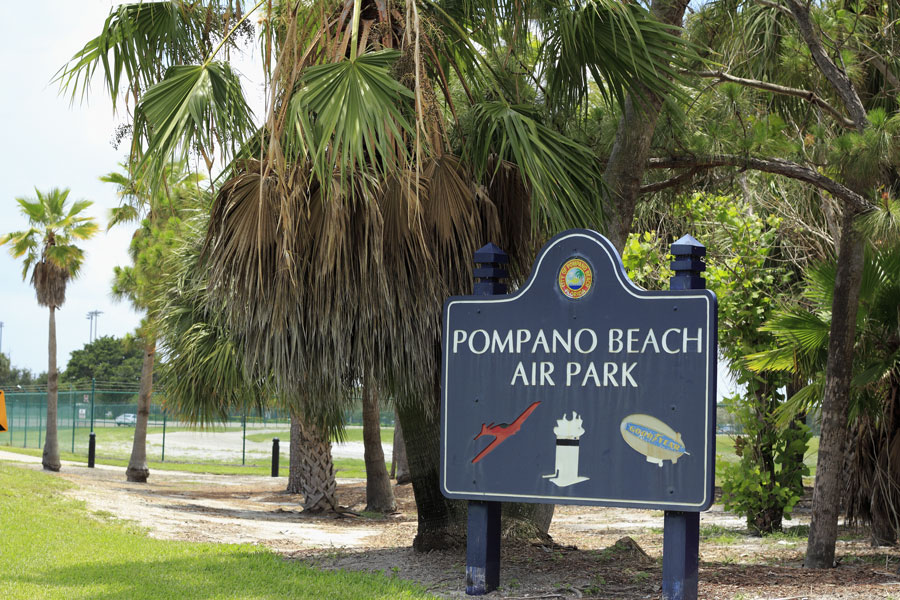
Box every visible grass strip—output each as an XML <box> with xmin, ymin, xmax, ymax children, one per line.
<box><xmin>0</xmin><ymin>462</ymin><xmax>434</xmax><ymax>600</ymax></box>
<box><xmin>0</xmin><ymin>446</ymin><xmax>383</xmax><ymax>479</ymax></box>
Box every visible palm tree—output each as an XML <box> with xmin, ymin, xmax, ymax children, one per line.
<box><xmin>0</xmin><ymin>188</ymin><xmax>98</xmax><ymax>471</ymax></box>
<box><xmin>103</xmin><ymin>162</ymin><xmax>203</xmax><ymax>482</ymax></box>
<box><xmin>61</xmin><ymin>0</ymin><xmax>692</xmax><ymax>544</ymax></box>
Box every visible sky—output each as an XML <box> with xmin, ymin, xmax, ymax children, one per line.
<box><xmin>0</xmin><ymin>1</ymin><xmax>265</xmax><ymax>375</ymax></box>
<box><xmin>0</xmin><ymin>1</ymin><xmax>141</xmax><ymax>374</ymax></box>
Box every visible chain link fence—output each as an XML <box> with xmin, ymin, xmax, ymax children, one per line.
<box><xmin>0</xmin><ymin>384</ymin><xmax>393</xmax><ymax>466</ymax></box>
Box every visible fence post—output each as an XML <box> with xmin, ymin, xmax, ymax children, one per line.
<box><xmin>161</xmin><ymin>410</ymin><xmax>167</xmax><ymax>462</ymax></box>
<box><xmin>465</xmin><ymin>242</ymin><xmax>508</xmax><ymax>596</ymax></box>
<box><xmin>89</xmin><ymin>378</ymin><xmax>95</xmax><ymax>433</ymax></box>
<box><xmin>662</xmin><ymin>234</ymin><xmax>706</xmax><ymax>600</ymax></box>
<box><xmin>38</xmin><ymin>396</ymin><xmax>43</xmax><ymax>449</ymax></box>
<box><xmin>88</xmin><ymin>432</ymin><xmax>96</xmax><ymax>468</ymax></box>
<box><xmin>271</xmin><ymin>438</ymin><xmax>280</xmax><ymax>477</ymax></box>
<box><xmin>24</xmin><ymin>395</ymin><xmax>28</xmax><ymax>448</ymax></box>
<box><xmin>242</xmin><ymin>409</ymin><xmax>247</xmax><ymax>466</ymax></box>
<box><xmin>71</xmin><ymin>389</ymin><xmax>76</xmax><ymax>453</ymax></box>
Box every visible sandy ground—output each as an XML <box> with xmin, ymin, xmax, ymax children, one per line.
<box><xmin>3</xmin><ymin>450</ymin><xmax>900</xmax><ymax>599</ymax></box>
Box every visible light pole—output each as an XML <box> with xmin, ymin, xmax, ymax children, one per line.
<box><xmin>86</xmin><ymin>310</ymin><xmax>102</xmax><ymax>343</ymax></box>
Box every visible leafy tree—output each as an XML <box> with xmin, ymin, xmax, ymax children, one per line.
<box><xmin>623</xmin><ymin>192</ymin><xmax>809</xmax><ymax>534</ymax></box>
<box><xmin>61</xmin><ymin>335</ymin><xmax>144</xmax><ymax>386</ymax></box>
<box><xmin>749</xmin><ymin>204</ymin><xmax>900</xmax><ymax>545</ymax></box>
<box><xmin>0</xmin><ymin>188</ymin><xmax>98</xmax><ymax>470</ymax></box>
<box><xmin>0</xmin><ymin>354</ymin><xmax>44</xmax><ymax>389</ymax></box>
<box><xmin>600</xmin><ymin>0</ymin><xmax>899</xmax><ymax>566</ymax></box>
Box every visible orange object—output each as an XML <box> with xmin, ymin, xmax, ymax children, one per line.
<box><xmin>471</xmin><ymin>401</ymin><xmax>541</xmax><ymax>464</ymax></box>
<box><xmin>0</xmin><ymin>390</ymin><xmax>6</xmax><ymax>433</ymax></box>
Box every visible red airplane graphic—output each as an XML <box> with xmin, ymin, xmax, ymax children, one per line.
<box><xmin>471</xmin><ymin>401</ymin><xmax>541</xmax><ymax>464</ymax></box>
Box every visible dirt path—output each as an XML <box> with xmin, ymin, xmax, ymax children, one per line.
<box><xmin>4</xmin><ymin>452</ymin><xmax>899</xmax><ymax>599</ymax></box>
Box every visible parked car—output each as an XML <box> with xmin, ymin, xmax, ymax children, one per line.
<box><xmin>115</xmin><ymin>413</ymin><xmax>137</xmax><ymax>427</ymax></box>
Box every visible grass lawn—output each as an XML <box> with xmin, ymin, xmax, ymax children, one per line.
<box><xmin>0</xmin><ymin>462</ymin><xmax>434</xmax><ymax>600</ymax></box>
<box><xmin>0</xmin><ymin>445</ymin><xmax>382</xmax><ymax>479</ymax></box>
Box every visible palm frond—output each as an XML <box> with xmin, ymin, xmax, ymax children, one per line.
<box><xmin>56</xmin><ymin>1</ymin><xmax>209</xmax><ymax>109</ymax></box>
<box><xmin>108</xmin><ymin>205</ymin><xmax>142</xmax><ymax>230</ymax></box>
<box><xmin>135</xmin><ymin>61</ymin><xmax>254</xmax><ymax>191</ymax></box>
<box><xmin>773</xmin><ymin>378</ymin><xmax>824</xmax><ymax>429</ymax></box>
<box><xmin>464</xmin><ymin>101</ymin><xmax>603</xmax><ymax>233</ymax></box>
<box><xmin>288</xmin><ymin>50</ymin><xmax>416</xmax><ymax>195</ymax></box>
<box><xmin>761</xmin><ymin>310</ymin><xmax>832</xmax><ymax>354</ymax></box>
<box><xmin>543</xmin><ymin>0</ymin><xmax>693</xmax><ymax>111</ymax></box>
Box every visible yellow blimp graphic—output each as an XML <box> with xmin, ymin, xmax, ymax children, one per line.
<box><xmin>619</xmin><ymin>413</ymin><xmax>688</xmax><ymax>467</ymax></box>
<box><xmin>0</xmin><ymin>390</ymin><xmax>7</xmax><ymax>433</ymax></box>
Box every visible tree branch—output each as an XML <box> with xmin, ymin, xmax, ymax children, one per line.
<box><xmin>692</xmin><ymin>70</ymin><xmax>856</xmax><ymax>128</ymax></box>
<box><xmin>646</xmin><ymin>155</ymin><xmax>874</xmax><ymax>213</ymax></box>
<box><xmin>784</xmin><ymin>0</ymin><xmax>868</xmax><ymax>130</ymax></box>
<box><xmin>639</xmin><ymin>168</ymin><xmax>700</xmax><ymax>194</ymax></box>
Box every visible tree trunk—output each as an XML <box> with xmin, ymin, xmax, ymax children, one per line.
<box><xmin>287</xmin><ymin>412</ymin><xmax>339</xmax><ymax>512</ymax></box>
<box><xmin>501</xmin><ymin>502</ymin><xmax>555</xmax><ymax>541</ymax></box>
<box><xmin>393</xmin><ymin>410</ymin><xmax>411</xmax><ymax>484</ymax></box>
<box><xmin>362</xmin><ymin>383</ymin><xmax>396</xmax><ymax>513</ymax></box>
<box><xmin>396</xmin><ymin>399</ymin><xmax>467</xmax><ymax>550</ymax></box>
<box><xmin>805</xmin><ymin>209</ymin><xmax>866</xmax><ymax>567</ymax></box>
<box><xmin>126</xmin><ymin>340</ymin><xmax>154</xmax><ymax>482</ymax></box>
<box><xmin>42</xmin><ymin>306</ymin><xmax>60</xmax><ymax>472</ymax></box>
<box><xmin>601</xmin><ymin>0</ymin><xmax>690</xmax><ymax>251</ymax></box>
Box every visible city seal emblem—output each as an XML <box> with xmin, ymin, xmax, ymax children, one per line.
<box><xmin>558</xmin><ymin>258</ymin><xmax>592</xmax><ymax>299</ymax></box>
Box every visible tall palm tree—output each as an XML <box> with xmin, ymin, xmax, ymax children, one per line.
<box><xmin>61</xmin><ymin>0</ymin><xmax>692</xmax><ymax>544</ymax></box>
<box><xmin>0</xmin><ymin>188</ymin><xmax>98</xmax><ymax>471</ymax></box>
<box><xmin>103</xmin><ymin>162</ymin><xmax>203</xmax><ymax>482</ymax></box>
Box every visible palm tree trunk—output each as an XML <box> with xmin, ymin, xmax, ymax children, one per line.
<box><xmin>805</xmin><ymin>210</ymin><xmax>865</xmax><ymax>567</ymax></box>
<box><xmin>42</xmin><ymin>306</ymin><xmax>60</xmax><ymax>471</ymax></box>
<box><xmin>126</xmin><ymin>340</ymin><xmax>154</xmax><ymax>482</ymax></box>
<box><xmin>392</xmin><ymin>410</ymin><xmax>411</xmax><ymax>484</ymax></box>
<box><xmin>396</xmin><ymin>399</ymin><xmax>467</xmax><ymax>550</ymax></box>
<box><xmin>363</xmin><ymin>383</ymin><xmax>395</xmax><ymax>513</ymax></box>
<box><xmin>287</xmin><ymin>412</ymin><xmax>339</xmax><ymax>512</ymax></box>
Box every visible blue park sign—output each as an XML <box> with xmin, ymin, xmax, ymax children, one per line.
<box><xmin>440</xmin><ymin>229</ymin><xmax>718</xmax><ymax>511</ymax></box>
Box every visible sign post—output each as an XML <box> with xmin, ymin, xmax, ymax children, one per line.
<box><xmin>441</xmin><ymin>229</ymin><xmax>717</xmax><ymax>597</ymax></box>
<box><xmin>466</xmin><ymin>243</ymin><xmax>508</xmax><ymax>595</ymax></box>
<box><xmin>662</xmin><ymin>235</ymin><xmax>708</xmax><ymax>600</ymax></box>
